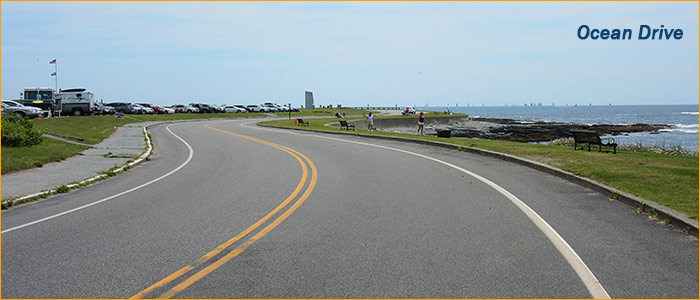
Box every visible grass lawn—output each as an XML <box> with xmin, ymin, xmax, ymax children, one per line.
<box><xmin>2</xmin><ymin>138</ymin><xmax>90</xmax><ymax>174</ymax></box>
<box><xmin>260</xmin><ymin>117</ymin><xmax>699</xmax><ymax>219</ymax></box>
<box><xmin>32</xmin><ymin>115</ymin><xmax>140</xmax><ymax>144</ymax></box>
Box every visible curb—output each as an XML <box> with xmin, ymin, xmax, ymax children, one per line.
<box><xmin>259</xmin><ymin>123</ymin><xmax>699</xmax><ymax>237</ymax></box>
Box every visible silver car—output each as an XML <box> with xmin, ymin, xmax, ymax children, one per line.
<box><xmin>224</xmin><ymin>105</ymin><xmax>246</xmax><ymax>113</ymax></box>
<box><xmin>246</xmin><ymin>104</ymin><xmax>264</xmax><ymax>112</ymax></box>
<box><xmin>1</xmin><ymin>100</ymin><xmax>43</xmax><ymax>118</ymax></box>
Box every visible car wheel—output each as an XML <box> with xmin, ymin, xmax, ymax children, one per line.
<box><xmin>13</xmin><ymin>111</ymin><xmax>25</xmax><ymax>118</ymax></box>
<box><xmin>73</xmin><ymin>109</ymin><xmax>83</xmax><ymax>116</ymax></box>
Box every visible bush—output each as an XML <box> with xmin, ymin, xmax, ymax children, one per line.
<box><xmin>2</xmin><ymin>115</ymin><xmax>43</xmax><ymax>147</ymax></box>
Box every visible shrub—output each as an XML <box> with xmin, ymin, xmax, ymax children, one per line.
<box><xmin>1</xmin><ymin>115</ymin><xmax>43</xmax><ymax>147</ymax></box>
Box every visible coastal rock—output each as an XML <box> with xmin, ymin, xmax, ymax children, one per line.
<box><xmin>444</xmin><ymin>118</ymin><xmax>671</xmax><ymax>142</ymax></box>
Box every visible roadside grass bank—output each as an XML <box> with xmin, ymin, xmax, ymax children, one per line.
<box><xmin>1</xmin><ymin>113</ymin><xmax>267</xmax><ymax>174</ymax></box>
<box><xmin>2</xmin><ymin>138</ymin><xmax>90</xmax><ymax>174</ymax></box>
<box><xmin>260</xmin><ymin>117</ymin><xmax>699</xmax><ymax>220</ymax></box>
<box><xmin>33</xmin><ymin>115</ymin><xmax>139</xmax><ymax>144</ymax></box>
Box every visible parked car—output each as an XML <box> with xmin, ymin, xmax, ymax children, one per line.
<box><xmin>233</xmin><ymin>104</ymin><xmax>248</xmax><ymax>112</ymax></box>
<box><xmin>171</xmin><ymin>104</ymin><xmax>187</xmax><ymax>113</ymax></box>
<box><xmin>1</xmin><ymin>100</ymin><xmax>43</xmax><ymax>118</ymax></box>
<box><xmin>189</xmin><ymin>103</ymin><xmax>215</xmax><ymax>113</ymax></box>
<box><xmin>172</xmin><ymin>104</ymin><xmax>199</xmax><ymax>113</ymax></box>
<box><xmin>105</xmin><ymin>102</ymin><xmax>136</xmax><ymax>114</ymax></box>
<box><xmin>209</xmin><ymin>105</ymin><xmax>224</xmax><ymax>113</ymax></box>
<box><xmin>131</xmin><ymin>104</ymin><xmax>153</xmax><ymax>114</ymax></box>
<box><xmin>275</xmin><ymin>104</ymin><xmax>289</xmax><ymax>112</ymax></box>
<box><xmin>224</xmin><ymin>105</ymin><xmax>247</xmax><ymax>113</ymax></box>
<box><xmin>261</xmin><ymin>103</ymin><xmax>279</xmax><ymax>112</ymax></box>
<box><xmin>264</xmin><ymin>102</ymin><xmax>284</xmax><ymax>112</ymax></box>
<box><xmin>136</xmin><ymin>103</ymin><xmax>166</xmax><ymax>114</ymax></box>
<box><xmin>246</xmin><ymin>104</ymin><xmax>264</xmax><ymax>112</ymax></box>
<box><xmin>94</xmin><ymin>103</ymin><xmax>115</xmax><ymax>115</ymax></box>
<box><xmin>158</xmin><ymin>106</ymin><xmax>175</xmax><ymax>114</ymax></box>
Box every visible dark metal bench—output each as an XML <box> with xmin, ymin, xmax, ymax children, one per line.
<box><xmin>339</xmin><ymin>120</ymin><xmax>355</xmax><ymax>130</ymax></box>
<box><xmin>571</xmin><ymin>130</ymin><xmax>617</xmax><ymax>154</ymax></box>
<box><xmin>297</xmin><ymin>118</ymin><xmax>309</xmax><ymax>126</ymax></box>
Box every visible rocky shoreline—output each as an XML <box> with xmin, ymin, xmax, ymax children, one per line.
<box><xmin>382</xmin><ymin>117</ymin><xmax>672</xmax><ymax>143</ymax></box>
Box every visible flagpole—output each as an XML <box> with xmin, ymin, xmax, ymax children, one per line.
<box><xmin>54</xmin><ymin>61</ymin><xmax>58</xmax><ymax>92</ymax></box>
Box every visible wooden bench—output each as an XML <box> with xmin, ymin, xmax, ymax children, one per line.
<box><xmin>571</xmin><ymin>130</ymin><xmax>617</xmax><ymax>154</ymax></box>
<box><xmin>297</xmin><ymin>118</ymin><xmax>309</xmax><ymax>126</ymax></box>
<box><xmin>339</xmin><ymin>120</ymin><xmax>355</xmax><ymax>130</ymax></box>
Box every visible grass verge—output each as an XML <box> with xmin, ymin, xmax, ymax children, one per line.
<box><xmin>260</xmin><ymin>117</ymin><xmax>699</xmax><ymax>219</ymax></box>
<box><xmin>32</xmin><ymin>115</ymin><xmax>139</xmax><ymax>144</ymax></box>
<box><xmin>2</xmin><ymin>138</ymin><xmax>90</xmax><ymax>174</ymax></box>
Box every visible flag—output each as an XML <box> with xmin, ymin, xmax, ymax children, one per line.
<box><xmin>51</xmin><ymin>72</ymin><xmax>56</xmax><ymax>76</ymax></box>
<box><xmin>49</xmin><ymin>59</ymin><xmax>56</xmax><ymax>64</ymax></box>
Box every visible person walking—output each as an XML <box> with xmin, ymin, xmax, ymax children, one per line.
<box><xmin>367</xmin><ymin>112</ymin><xmax>375</xmax><ymax>132</ymax></box>
<box><xmin>417</xmin><ymin>111</ymin><xmax>425</xmax><ymax>135</ymax></box>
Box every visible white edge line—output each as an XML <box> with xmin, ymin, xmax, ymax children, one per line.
<box><xmin>1</xmin><ymin>125</ymin><xmax>194</xmax><ymax>234</ymax></box>
<box><xmin>241</xmin><ymin>120</ymin><xmax>610</xmax><ymax>299</ymax></box>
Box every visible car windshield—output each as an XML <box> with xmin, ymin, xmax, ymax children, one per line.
<box><xmin>3</xmin><ymin>101</ymin><xmax>23</xmax><ymax>107</ymax></box>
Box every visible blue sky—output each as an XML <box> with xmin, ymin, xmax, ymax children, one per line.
<box><xmin>2</xmin><ymin>2</ymin><xmax>698</xmax><ymax>107</ymax></box>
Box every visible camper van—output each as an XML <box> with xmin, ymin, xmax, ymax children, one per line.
<box><xmin>19</xmin><ymin>87</ymin><xmax>57</xmax><ymax>117</ymax></box>
<box><xmin>55</xmin><ymin>88</ymin><xmax>96</xmax><ymax>116</ymax></box>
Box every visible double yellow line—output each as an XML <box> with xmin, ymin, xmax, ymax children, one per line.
<box><xmin>131</xmin><ymin>123</ymin><xmax>317</xmax><ymax>299</ymax></box>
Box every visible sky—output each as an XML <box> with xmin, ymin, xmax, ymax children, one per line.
<box><xmin>1</xmin><ymin>1</ymin><xmax>698</xmax><ymax>107</ymax></box>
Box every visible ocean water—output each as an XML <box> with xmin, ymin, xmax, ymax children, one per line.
<box><xmin>424</xmin><ymin>105</ymin><xmax>699</xmax><ymax>151</ymax></box>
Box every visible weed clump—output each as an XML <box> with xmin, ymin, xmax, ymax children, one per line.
<box><xmin>55</xmin><ymin>185</ymin><xmax>70</xmax><ymax>193</ymax></box>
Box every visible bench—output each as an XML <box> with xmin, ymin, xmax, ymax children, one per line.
<box><xmin>297</xmin><ymin>118</ymin><xmax>309</xmax><ymax>126</ymax></box>
<box><xmin>339</xmin><ymin>120</ymin><xmax>355</xmax><ymax>130</ymax></box>
<box><xmin>571</xmin><ymin>130</ymin><xmax>617</xmax><ymax>154</ymax></box>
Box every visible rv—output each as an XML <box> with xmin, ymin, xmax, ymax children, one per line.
<box><xmin>55</xmin><ymin>88</ymin><xmax>96</xmax><ymax>116</ymax></box>
<box><xmin>19</xmin><ymin>87</ymin><xmax>57</xmax><ymax>117</ymax></box>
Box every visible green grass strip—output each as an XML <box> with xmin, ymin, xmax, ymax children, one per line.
<box><xmin>2</xmin><ymin>138</ymin><xmax>90</xmax><ymax>174</ymax></box>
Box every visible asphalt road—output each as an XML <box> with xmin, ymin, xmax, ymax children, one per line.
<box><xmin>2</xmin><ymin>118</ymin><xmax>697</xmax><ymax>298</ymax></box>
